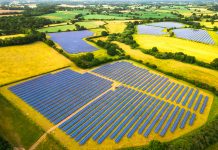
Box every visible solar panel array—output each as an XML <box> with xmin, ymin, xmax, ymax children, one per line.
<box><xmin>49</xmin><ymin>30</ymin><xmax>98</xmax><ymax>54</ymax></box>
<box><xmin>9</xmin><ymin>69</ymin><xmax>112</xmax><ymax>124</ymax></box>
<box><xmin>9</xmin><ymin>61</ymin><xmax>211</xmax><ymax>145</ymax></box>
<box><xmin>59</xmin><ymin>86</ymin><xmax>198</xmax><ymax>144</ymax></box>
<box><xmin>147</xmin><ymin>22</ymin><xmax>184</xmax><ymax>28</ymax></box>
<box><xmin>92</xmin><ymin>62</ymin><xmax>209</xmax><ymax>113</ymax></box>
<box><xmin>138</xmin><ymin>25</ymin><xmax>165</xmax><ymax>35</ymax></box>
<box><xmin>173</xmin><ymin>28</ymin><xmax>215</xmax><ymax>45</ymax></box>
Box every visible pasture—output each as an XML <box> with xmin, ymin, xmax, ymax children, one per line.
<box><xmin>134</xmin><ymin>34</ymin><xmax>218</xmax><ymax>63</ymax></box>
<box><xmin>84</xmin><ymin>14</ymin><xmax>129</xmax><ymax>20</ymax></box>
<box><xmin>2</xmin><ymin>60</ymin><xmax>213</xmax><ymax>149</ymax></box>
<box><xmin>39</xmin><ymin>10</ymin><xmax>90</xmax><ymax>21</ymax></box>
<box><xmin>113</xmin><ymin>41</ymin><xmax>218</xmax><ymax>90</ymax></box>
<box><xmin>49</xmin><ymin>30</ymin><xmax>98</xmax><ymax>53</ymax></box>
<box><xmin>38</xmin><ymin>21</ymin><xmax>105</xmax><ymax>33</ymax></box>
<box><xmin>129</xmin><ymin>11</ymin><xmax>178</xmax><ymax>19</ymax></box>
<box><xmin>0</xmin><ymin>42</ymin><xmax>71</xmax><ymax>85</ymax></box>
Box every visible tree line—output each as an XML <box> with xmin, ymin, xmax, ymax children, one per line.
<box><xmin>142</xmin><ymin>47</ymin><xmax>218</xmax><ymax>71</ymax></box>
<box><xmin>0</xmin><ymin>16</ymin><xmax>52</xmax><ymax>34</ymax></box>
<box><xmin>23</xmin><ymin>4</ymin><xmax>57</xmax><ymax>17</ymax></box>
<box><xmin>0</xmin><ymin>31</ymin><xmax>46</xmax><ymax>47</ymax></box>
<box><xmin>108</xmin><ymin>21</ymin><xmax>139</xmax><ymax>48</ymax></box>
<box><xmin>0</xmin><ymin>136</ymin><xmax>12</xmax><ymax>150</ymax></box>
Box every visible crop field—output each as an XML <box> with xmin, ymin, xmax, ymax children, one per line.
<box><xmin>3</xmin><ymin>61</ymin><xmax>213</xmax><ymax>149</ymax></box>
<box><xmin>105</xmin><ymin>21</ymin><xmax>127</xmax><ymax>34</ymax></box>
<box><xmin>38</xmin><ymin>21</ymin><xmax>105</xmax><ymax>33</ymax></box>
<box><xmin>83</xmin><ymin>14</ymin><xmax>129</xmax><ymax>20</ymax></box>
<box><xmin>49</xmin><ymin>30</ymin><xmax>98</xmax><ymax>53</ymax></box>
<box><xmin>129</xmin><ymin>11</ymin><xmax>178</xmax><ymax>19</ymax></box>
<box><xmin>137</xmin><ymin>25</ymin><xmax>165</xmax><ymax>35</ymax></box>
<box><xmin>0</xmin><ymin>9</ymin><xmax>23</xmax><ymax>14</ymax></box>
<box><xmin>39</xmin><ymin>10</ymin><xmax>90</xmax><ymax>21</ymax></box>
<box><xmin>199</xmin><ymin>21</ymin><xmax>218</xmax><ymax>28</ymax></box>
<box><xmin>38</xmin><ymin>24</ymin><xmax>76</xmax><ymax>33</ymax></box>
<box><xmin>134</xmin><ymin>34</ymin><xmax>218</xmax><ymax>63</ymax></box>
<box><xmin>0</xmin><ymin>34</ymin><xmax>25</xmax><ymax>39</ymax></box>
<box><xmin>173</xmin><ymin>28</ymin><xmax>215</xmax><ymax>45</ymax></box>
<box><xmin>113</xmin><ymin>42</ymin><xmax>218</xmax><ymax>90</ymax></box>
<box><xmin>146</xmin><ymin>22</ymin><xmax>184</xmax><ymax>28</ymax></box>
<box><xmin>0</xmin><ymin>42</ymin><xmax>71</xmax><ymax>86</ymax></box>
<box><xmin>90</xmin><ymin>28</ymin><xmax>107</xmax><ymax>36</ymax></box>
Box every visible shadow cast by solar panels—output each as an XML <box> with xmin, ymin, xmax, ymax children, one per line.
<box><xmin>49</xmin><ymin>30</ymin><xmax>98</xmax><ymax>54</ymax></box>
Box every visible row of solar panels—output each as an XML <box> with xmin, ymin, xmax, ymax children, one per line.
<box><xmin>60</xmin><ymin>86</ymin><xmax>197</xmax><ymax>144</ymax></box>
<box><xmin>92</xmin><ymin>62</ymin><xmax>209</xmax><ymax>113</ymax></box>
<box><xmin>10</xmin><ymin>69</ymin><xmax>113</xmax><ymax>124</ymax></box>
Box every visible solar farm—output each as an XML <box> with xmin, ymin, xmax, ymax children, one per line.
<box><xmin>137</xmin><ymin>22</ymin><xmax>216</xmax><ymax>45</ymax></box>
<box><xmin>138</xmin><ymin>25</ymin><xmax>165</xmax><ymax>35</ymax></box>
<box><xmin>49</xmin><ymin>30</ymin><xmax>98</xmax><ymax>54</ymax></box>
<box><xmin>1</xmin><ymin>2</ymin><xmax>218</xmax><ymax>149</ymax></box>
<box><xmin>5</xmin><ymin>61</ymin><xmax>212</xmax><ymax>148</ymax></box>
<box><xmin>173</xmin><ymin>28</ymin><xmax>215</xmax><ymax>45</ymax></box>
<box><xmin>146</xmin><ymin>22</ymin><xmax>184</xmax><ymax>28</ymax></box>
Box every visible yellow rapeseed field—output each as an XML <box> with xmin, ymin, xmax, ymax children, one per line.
<box><xmin>134</xmin><ymin>34</ymin><xmax>218</xmax><ymax>63</ymax></box>
<box><xmin>0</xmin><ymin>42</ymin><xmax>72</xmax><ymax>85</ymax></box>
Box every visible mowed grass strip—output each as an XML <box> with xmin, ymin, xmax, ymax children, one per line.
<box><xmin>113</xmin><ymin>41</ymin><xmax>218</xmax><ymax>90</ymax></box>
<box><xmin>0</xmin><ymin>41</ymin><xmax>71</xmax><ymax>85</ymax></box>
<box><xmin>134</xmin><ymin>34</ymin><xmax>218</xmax><ymax>63</ymax></box>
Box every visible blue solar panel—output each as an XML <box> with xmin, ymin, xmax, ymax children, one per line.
<box><xmin>137</xmin><ymin>25</ymin><xmax>165</xmax><ymax>35</ymax></box>
<box><xmin>10</xmin><ymin>69</ymin><xmax>112</xmax><ymax>124</ymax></box>
<box><xmin>180</xmin><ymin>111</ymin><xmax>190</xmax><ymax>129</ymax></box>
<box><xmin>49</xmin><ymin>30</ymin><xmax>98</xmax><ymax>54</ymax></box>
<box><xmin>147</xmin><ymin>22</ymin><xmax>184</xmax><ymax>28</ymax></box>
<box><xmin>189</xmin><ymin>113</ymin><xmax>196</xmax><ymax>126</ymax></box>
<box><xmin>160</xmin><ymin>106</ymin><xmax>180</xmax><ymax>136</ymax></box>
<box><xmin>200</xmin><ymin>96</ymin><xmax>208</xmax><ymax>114</ymax></box>
<box><xmin>170</xmin><ymin>108</ymin><xmax>185</xmax><ymax>132</ymax></box>
<box><xmin>173</xmin><ymin>28</ymin><xmax>215</xmax><ymax>45</ymax></box>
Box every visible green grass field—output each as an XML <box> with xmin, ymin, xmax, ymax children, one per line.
<box><xmin>130</xmin><ymin>11</ymin><xmax>178</xmax><ymax>19</ymax></box>
<box><xmin>0</xmin><ymin>94</ymin><xmax>44</xmax><ymax>149</ymax></box>
<box><xmin>39</xmin><ymin>10</ymin><xmax>90</xmax><ymax>21</ymax></box>
<box><xmin>38</xmin><ymin>21</ymin><xmax>105</xmax><ymax>33</ymax></box>
<box><xmin>84</xmin><ymin>14</ymin><xmax>129</xmax><ymax>20</ymax></box>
